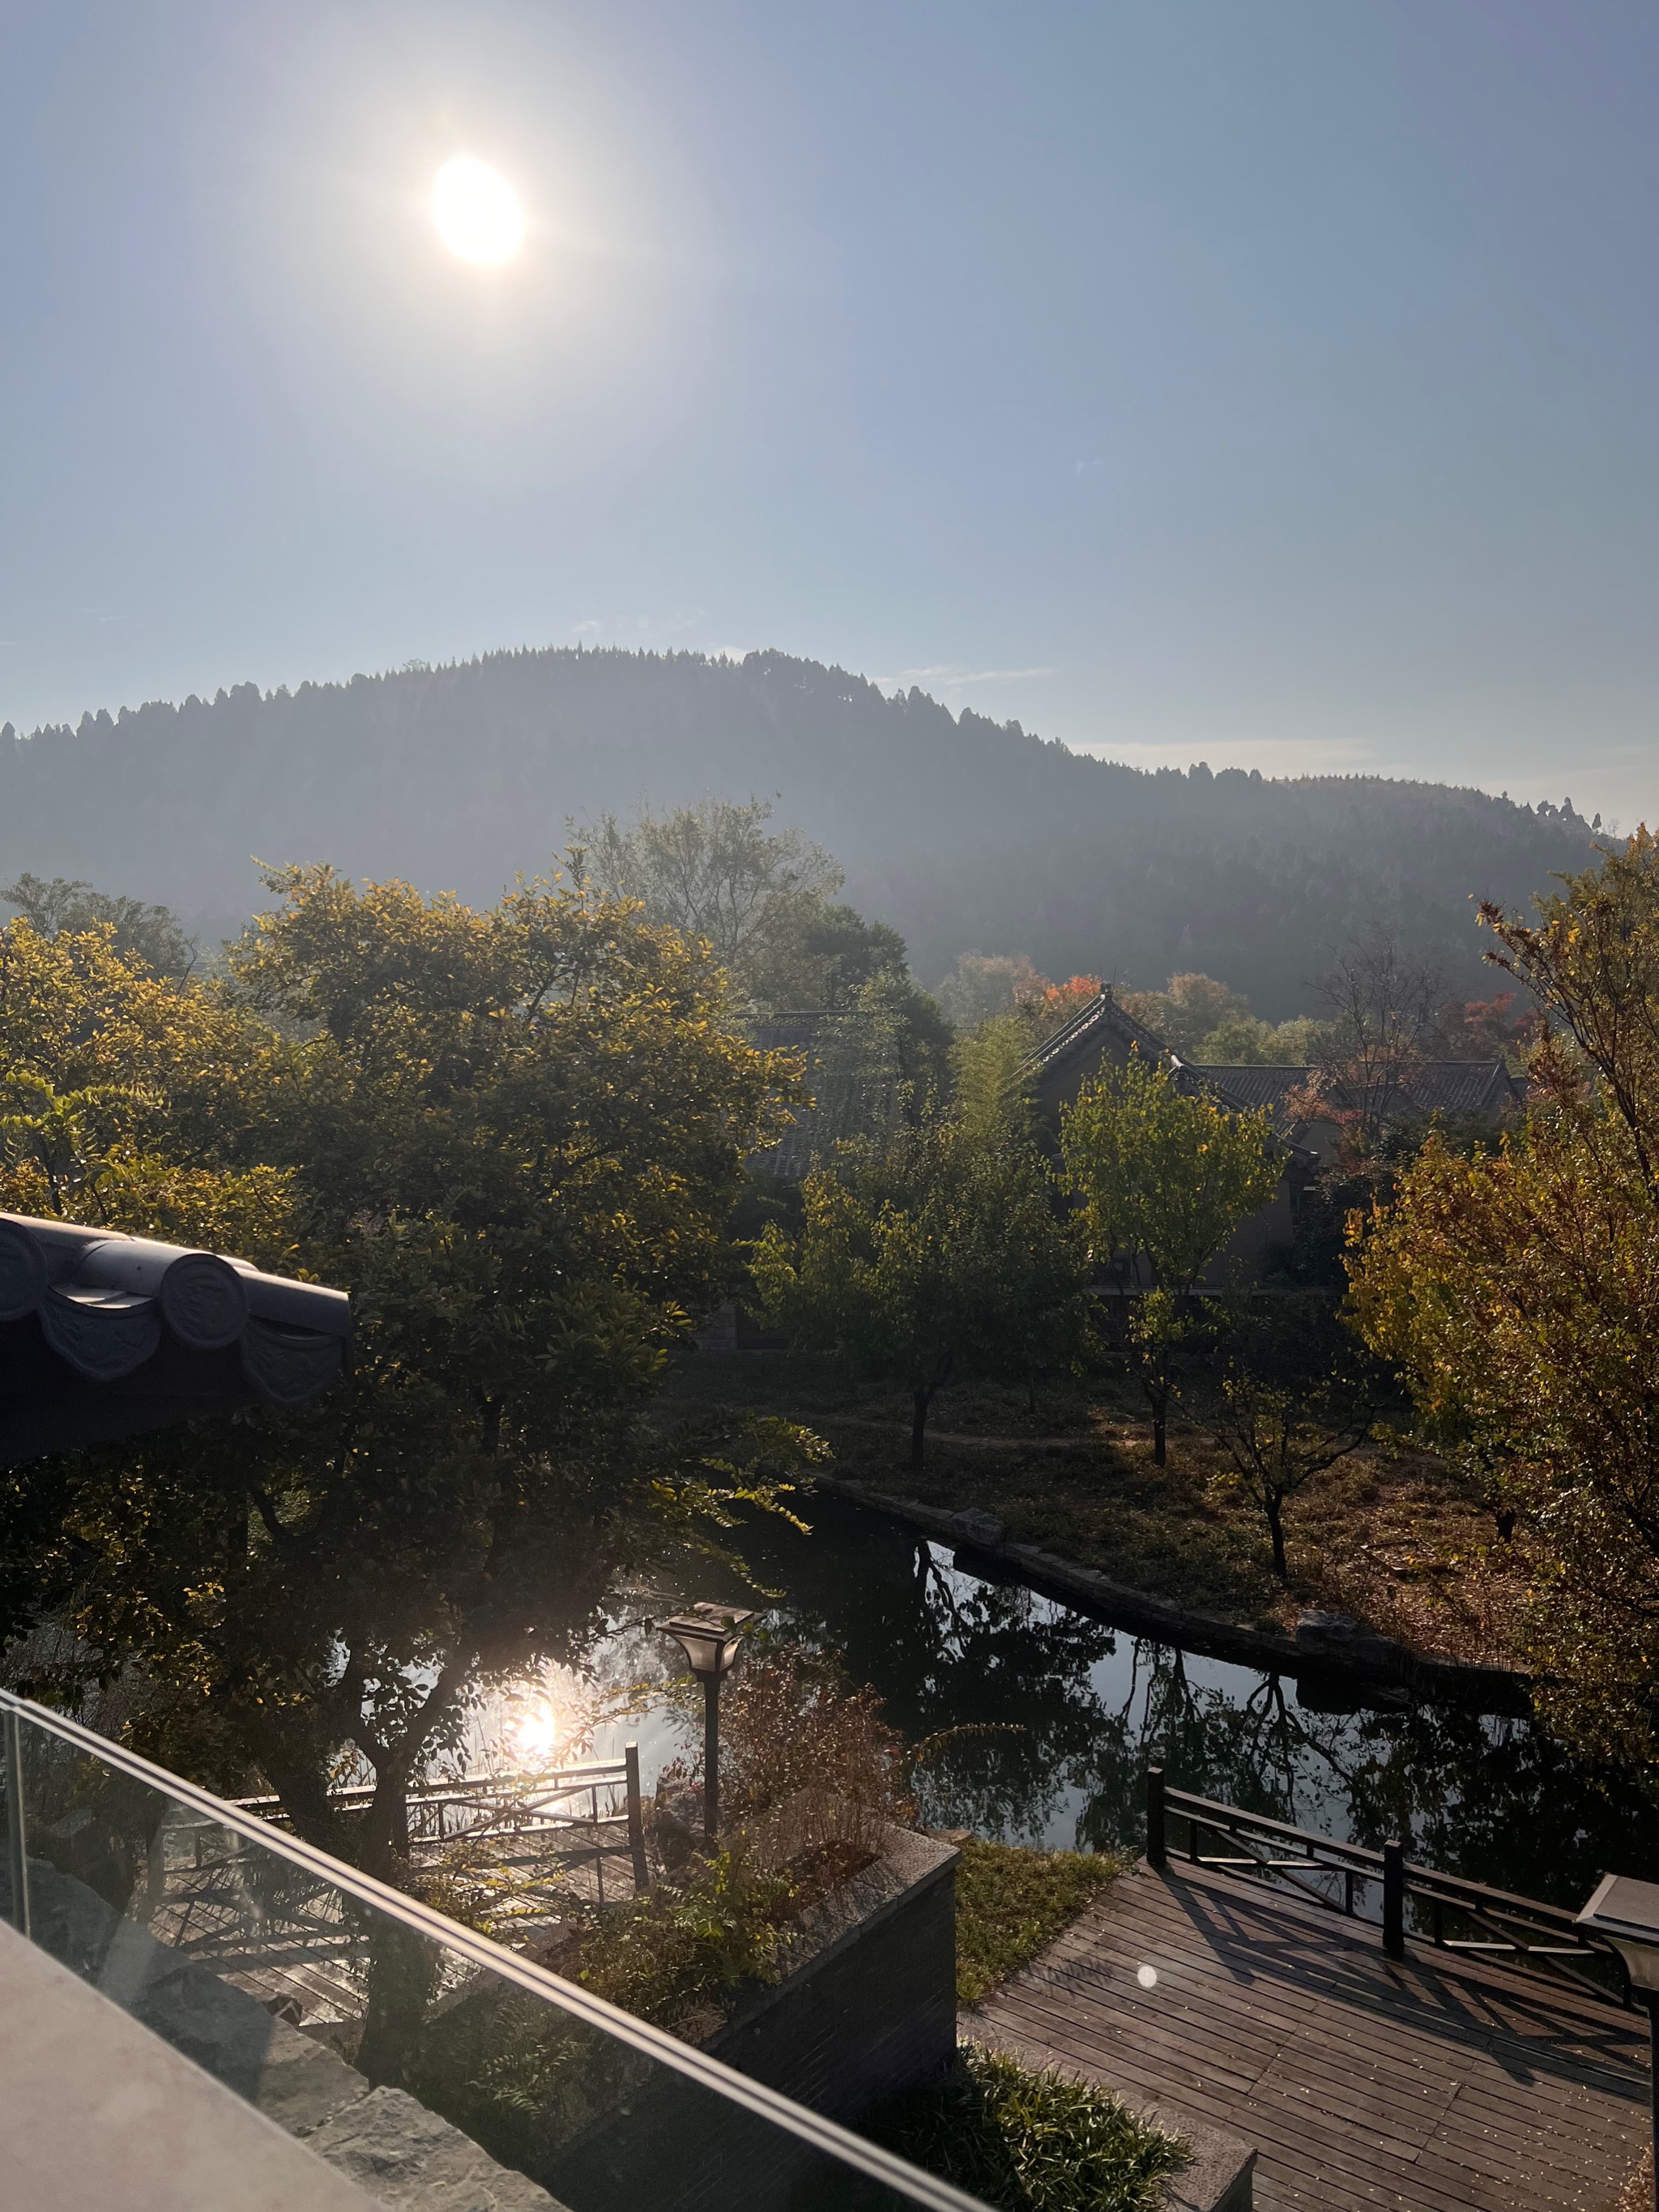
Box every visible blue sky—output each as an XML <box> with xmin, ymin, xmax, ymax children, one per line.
<box><xmin>3</xmin><ymin>1</ymin><xmax>1657</xmax><ymax>818</ymax></box>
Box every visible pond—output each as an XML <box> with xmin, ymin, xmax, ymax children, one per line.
<box><xmin>497</xmin><ymin>1491</ymin><xmax>1654</xmax><ymax>1915</ymax></box>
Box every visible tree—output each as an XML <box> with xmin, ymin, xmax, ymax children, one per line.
<box><xmin>1018</xmin><ymin>975</ymin><xmax>1104</xmax><ymax>1044</ymax></box>
<box><xmin>3</xmin><ymin>873</ymin><xmax>198</xmax><ymax>975</ymax></box>
<box><xmin>1060</xmin><ymin>1050</ymin><xmax>1278</xmax><ymax>1464</ymax></box>
<box><xmin>1180</xmin><ymin>1296</ymin><xmax>1386</xmax><ymax>1580</ymax></box>
<box><xmin>0</xmin><ymin>915</ymin><xmax>288</xmax><ymax>1245</ymax></box>
<box><xmin>1431</xmin><ymin>991</ymin><xmax>1539</xmax><ymax>1067</ymax></box>
<box><xmin>950</xmin><ymin>1015</ymin><xmax>1036</xmax><ymax>1146</ymax></box>
<box><xmin>1307</xmin><ymin>926</ymin><xmax>1445</xmax><ymax>1142</ymax></box>
<box><xmin>935</xmin><ymin>952</ymin><xmax>1045</xmax><ymax>1031</ymax></box>
<box><xmin>748</xmin><ymin>1118</ymin><xmax>1088</xmax><ymax>1468</ymax></box>
<box><xmin>0</xmin><ymin>865</ymin><xmax>812</xmax><ymax>1877</ymax></box>
<box><xmin>1120</xmin><ymin>973</ymin><xmax>1249</xmax><ymax>1058</ymax></box>
<box><xmin>745</xmin><ymin>899</ymin><xmax>908</xmax><ymax>1011</ymax></box>
<box><xmin>582</xmin><ymin>796</ymin><xmax>841</xmax><ymax>992</ymax></box>
<box><xmin>1347</xmin><ymin>831</ymin><xmax>1659</xmax><ymax>1762</ymax></box>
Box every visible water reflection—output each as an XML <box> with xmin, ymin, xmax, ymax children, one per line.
<box><xmin>687</xmin><ymin>1495</ymin><xmax>1656</xmax><ymax>1909</ymax></box>
<box><xmin>479</xmin><ymin>1493</ymin><xmax>1653</xmax><ymax>1913</ymax></box>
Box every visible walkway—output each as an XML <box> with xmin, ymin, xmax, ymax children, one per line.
<box><xmin>967</xmin><ymin>1859</ymin><xmax>1649</xmax><ymax>2212</ymax></box>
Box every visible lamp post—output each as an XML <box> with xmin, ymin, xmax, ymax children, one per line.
<box><xmin>659</xmin><ymin>1603</ymin><xmax>757</xmax><ymax>1847</ymax></box>
<box><xmin>1577</xmin><ymin>1874</ymin><xmax>1659</xmax><ymax>2209</ymax></box>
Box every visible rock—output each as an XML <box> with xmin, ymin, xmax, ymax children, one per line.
<box><xmin>304</xmin><ymin>2085</ymin><xmax>566</xmax><ymax>2210</ymax></box>
<box><xmin>951</xmin><ymin>1509</ymin><xmax>1005</xmax><ymax>1550</ymax></box>
<box><xmin>1294</xmin><ymin>1610</ymin><xmax>1416</xmax><ymax>1684</ymax></box>
<box><xmin>1296</xmin><ymin>1611</ymin><xmax>1385</xmax><ymax>1649</ymax></box>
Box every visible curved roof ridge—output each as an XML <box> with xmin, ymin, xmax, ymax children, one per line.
<box><xmin>1</xmin><ymin>1213</ymin><xmax>351</xmax><ymax>1468</ymax></box>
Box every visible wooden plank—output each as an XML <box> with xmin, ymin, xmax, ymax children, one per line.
<box><xmin>1015</xmin><ymin>1926</ymin><xmax>1640</xmax><ymax>2136</ymax></box>
<box><xmin>965</xmin><ymin>1859</ymin><xmax>1646</xmax><ymax>2212</ymax></box>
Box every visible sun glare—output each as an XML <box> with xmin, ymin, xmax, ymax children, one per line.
<box><xmin>508</xmin><ymin>1697</ymin><xmax>562</xmax><ymax>1761</ymax></box>
<box><xmin>433</xmin><ymin>156</ymin><xmax>526</xmax><ymax>267</ymax></box>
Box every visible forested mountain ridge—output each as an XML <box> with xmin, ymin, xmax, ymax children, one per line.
<box><xmin>0</xmin><ymin>646</ymin><xmax>1600</xmax><ymax>1014</ymax></box>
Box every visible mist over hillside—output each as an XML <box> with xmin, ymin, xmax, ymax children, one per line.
<box><xmin>0</xmin><ymin>647</ymin><xmax>1599</xmax><ymax>1015</ymax></box>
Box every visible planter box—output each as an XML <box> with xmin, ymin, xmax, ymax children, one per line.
<box><xmin>543</xmin><ymin>1826</ymin><xmax>958</xmax><ymax>2212</ymax></box>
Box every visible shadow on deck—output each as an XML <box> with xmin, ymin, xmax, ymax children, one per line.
<box><xmin>967</xmin><ymin>1858</ymin><xmax>1648</xmax><ymax>2212</ymax></box>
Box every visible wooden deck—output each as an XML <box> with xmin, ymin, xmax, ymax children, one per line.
<box><xmin>967</xmin><ymin>1860</ymin><xmax>1650</xmax><ymax>2212</ymax></box>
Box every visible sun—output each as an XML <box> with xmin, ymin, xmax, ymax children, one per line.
<box><xmin>432</xmin><ymin>157</ymin><xmax>526</xmax><ymax>267</ymax></box>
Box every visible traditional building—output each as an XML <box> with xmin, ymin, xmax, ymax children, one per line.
<box><xmin>1025</xmin><ymin>989</ymin><xmax>1521</xmax><ymax>1285</ymax></box>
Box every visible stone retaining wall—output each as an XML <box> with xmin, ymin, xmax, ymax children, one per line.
<box><xmin>818</xmin><ymin>1473</ymin><xmax>1530</xmax><ymax>1712</ymax></box>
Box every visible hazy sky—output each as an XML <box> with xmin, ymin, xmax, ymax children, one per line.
<box><xmin>4</xmin><ymin>2</ymin><xmax>1657</xmax><ymax>818</ymax></box>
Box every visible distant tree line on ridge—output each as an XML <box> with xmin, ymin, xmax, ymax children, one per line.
<box><xmin>0</xmin><ymin>644</ymin><xmax>1606</xmax><ymax>1014</ymax></box>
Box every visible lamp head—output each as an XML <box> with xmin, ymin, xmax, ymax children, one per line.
<box><xmin>660</xmin><ymin>1602</ymin><xmax>758</xmax><ymax>1680</ymax></box>
<box><xmin>1577</xmin><ymin>1873</ymin><xmax>1659</xmax><ymax>1992</ymax></box>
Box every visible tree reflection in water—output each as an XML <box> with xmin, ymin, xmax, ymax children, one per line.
<box><xmin>709</xmin><ymin>1495</ymin><xmax>1657</xmax><ymax>1910</ymax></box>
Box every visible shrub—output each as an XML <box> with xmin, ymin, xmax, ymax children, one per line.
<box><xmin>656</xmin><ymin>1644</ymin><xmax>909</xmax><ymax>1873</ymax></box>
<box><xmin>571</xmin><ymin>1851</ymin><xmax>801</xmax><ymax>2032</ymax></box>
<box><xmin>870</xmin><ymin>2043</ymin><xmax>1189</xmax><ymax>2212</ymax></box>
<box><xmin>955</xmin><ymin>1838</ymin><xmax>1124</xmax><ymax>2005</ymax></box>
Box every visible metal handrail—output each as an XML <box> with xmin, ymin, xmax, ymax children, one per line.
<box><xmin>1146</xmin><ymin>1766</ymin><xmax>1632</xmax><ymax>2009</ymax></box>
<box><xmin>0</xmin><ymin>1690</ymin><xmax>988</xmax><ymax>2212</ymax></box>
<box><xmin>230</xmin><ymin>1760</ymin><xmax>630</xmax><ymax>1813</ymax></box>
<box><xmin>229</xmin><ymin>1753</ymin><xmax>651</xmax><ymax>1900</ymax></box>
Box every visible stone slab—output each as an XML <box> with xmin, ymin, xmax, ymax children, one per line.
<box><xmin>6</xmin><ymin>1854</ymin><xmax>566</xmax><ymax>2210</ymax></box>
<box><xmin>305</xmin><ymin>2084</ymin><xmax>564</xmax><ymax>2211</ymax></box>
<box><xmin>1137</xmin><ymin>2099</ymin><xmax>1256</xmax><ymax>2212</ymax></box>
<box><xmin>0</xmin><ymin>1915</ymin><xmax>386</xmax><ymax>2212</ymax></box>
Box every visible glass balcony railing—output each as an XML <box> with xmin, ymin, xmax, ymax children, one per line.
<box><xmin>0</xmin><ymin>1689</ymin><xmax>985</xmax><ymax>2211</ymax></box>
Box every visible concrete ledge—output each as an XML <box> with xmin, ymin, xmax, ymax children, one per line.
<box><xmin>705</xmin><ymin>1823</ymin><xmax>958</xmax><ymax>2116</ymax></box>
<box><xmin>962</xmin><ymin>2012</ymin><xmax>1255</xmax><ymax>2212</ymax></box>
<box><xmin>1136</xmin><ymin>2100</ymin><xmax>1256</xmax><ymax>2212</ymax></box>
<box><xmin>5</xmin><ymin>1855</ymin><xmax>565</xmax><ymax>2210</ymax></box>
<box><xmin>544</xmin><ymin>1824</ymin><xmax>958</xmax><ymax>2212</ymax></box>
<box><xmin>0</xmin><ymin>1916</ymin><xmax>385</xmax><ymax>2212</ymax></box>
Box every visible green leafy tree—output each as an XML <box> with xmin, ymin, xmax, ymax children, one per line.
<box><xmin>0</xmin><ymin>866</ymin><xmax>813</xmax><ymax>1875</ymax></box>
<box><xmin>0</xmin><ymin>915</ymin><xmax>290</xmax><ymax>1245</ymax></box>
<box><xmin>951</xmin><ymin>1015</ymin><xmax>1037</xmax><ymax>1145</ymax></box>
<box><xmin>1348</xmin><ymin>831</ymin><xmax>1659</xmax><ymax>1762</ymax></box>
<box><xmin>935</xmin><ymin>952</ymin><xmax>1045</xmax><ymax>1031</ymax></box>
<box><xmin>1060</xmin><ymin>1051</ymin><xmax>1277</xmax><ymax>1465</ymax></box>
<box><xmin>1120</xmin><ymin>973</ymin><xmax>1249</xmax><ymax>1058</ymax></box>
<box><xmin>1180</xmin><ymin>1296</ymin><xmax>1387</xmax><ymax>1579</ymax></box>
<box><xmin>582</xmin><ymin>796</ymin><xmax>841</xmax><ymax>990</ymax></box>
<box><xmin>745</xmin><ymin>899</ymin><xmax>909</xmax><ymax>1011</ymax></box>
<box><xmin>2</xmin><ymin>873</ymin><xmax>198</xmax><ymax>975</ymax></box>
<box><xmin>749</xmin><ymin>1119</ymin><xmax>1088</xmax><ymax>1469</ymax></box>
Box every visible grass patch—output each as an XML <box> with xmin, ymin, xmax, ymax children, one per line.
<box><xmin>868</xmin><ymin>2043</ymin><xmax>1189</xmax><ymax>2212</ymax></box>
<box><xmin>660</xmin><ymin>1352</ymin><xmax>1532</xmax><ymax>1668</ymax></box>
<box><xmin>956</xmin><ymin>1837</ymin><xmax>1124</xmax><ymax>2005</ymax></box>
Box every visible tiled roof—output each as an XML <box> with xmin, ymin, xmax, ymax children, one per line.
<box><xmin>1187</xmin><ymin>1061</ymin><xmax>1522</xmax><ymax>1122</ymax></box>
<box><xmin>0</xmin><ymin>1213</ymin><xmax>350</xmax><ymax>1467</ymax></box>
<box><xmin>1025</xmin><ymin>990</ymin><xmax>1170</xmax><ymax>1078</ymax></box>
<box><xmin>1406</xmin><ymin>1061</ymin><xmax>1524</xmax><ymax>1115</ymax></box>
<box><xmin>745</xmin><ymin>1012</ymin><xmax>899</xmax><ymax>1180</ymax></box>
<box><xmin>1189</xmin><ymin>1065</ymin><xmax>1314</xmax><ymax>1117</ymax></box>
<box><xmin>1023</xmin><ymin>991</ymin><xmax>1263</xmax><ymax>1117</ymax></box>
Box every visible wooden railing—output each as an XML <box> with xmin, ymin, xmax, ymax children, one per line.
<box><xmin>1146</xmin><ymin>1766</ymin><xmax>1631</xmax><ymax>2009</ymax></box>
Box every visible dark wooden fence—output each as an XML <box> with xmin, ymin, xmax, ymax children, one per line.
<box><xmin>1145</xmin><ymin>1765</ymin><xmax>1631</xmax><ymax>2009</ymax></box>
